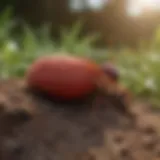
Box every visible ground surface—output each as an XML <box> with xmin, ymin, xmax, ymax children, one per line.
<box><xmin>0</xmin><ymin>79</ymin><xmax>159</xmax><ymax>160</ymax></box>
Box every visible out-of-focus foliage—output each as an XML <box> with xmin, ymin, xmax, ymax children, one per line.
<box><xmin>108</xmin><ymin>26</ymin><xmax>160</xmax><ymax>105</ymax></box>
<box><xmin>1</xmin><ymin>8</ymin><xmax>160</xmax><ymax>104</ymax></box>
<box><xmin>0</xmin><ymin>9</ymin><xmax>103</xmax><ymax>78</ymax></box>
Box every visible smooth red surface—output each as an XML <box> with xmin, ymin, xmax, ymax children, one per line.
<box><xmin>26</xmin><ymin>55</ymin><xmax>102</xmax><ymax>100</ymax></box>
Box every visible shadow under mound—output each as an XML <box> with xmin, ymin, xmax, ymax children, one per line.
<box><xmin>26</xmin><ymin>86</ymin><xmax>132</xmax><ymax>119</ymax></box>
<box><xmin>25</xmin><ymin>87</ymin><xmax>97</xmax><ymax>111</ymax></box>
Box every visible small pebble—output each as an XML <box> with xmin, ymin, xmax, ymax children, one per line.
<box><xmin>138</xmin><ymin>124</ymin><xmax>156</xmax><ymax>135</ymax></box>
<box><xmin>142</xmin><ymin>135</ymin><xmax>157</xmax><ymax>150</ymax></box>
<box><xmin>155</xmin><ymin>150</ymin><xmax>160</xmax><ymax>157</ymax></box>
<box><xmin>119</xmin><ymin>147</ymin><xmax>130</xmax><ymax>158</ymax></box>
<box><xmin>113</xmin><ymin>134</ymin><xmax>124</xmax><ymax>144</ymax></box>
<box><xmin>143</xmin><ymin>126</ymin><xmax>156</xmax><ymax>135</ymax></box>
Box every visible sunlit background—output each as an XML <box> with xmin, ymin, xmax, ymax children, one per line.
<box><xmin>69</xmin><ymin>0</ymin><xmax>160</xmax><ymax>16</ymax></box>
<box><xmin>127</xmin><ymin>0</ymin><xmax>160</xmax><ymax>16</ymax></box>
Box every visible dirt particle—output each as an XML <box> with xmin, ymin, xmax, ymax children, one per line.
<box><xmin>142</xmin><ymin>135</ymin><xmax>157</xmax><ymax>150</ymax></box>
<box><xmin>119</xmin><ymin>147</ymin><xmax>130</xmax><ymax>158</ymax></box>
<box><xmin>155</xmin><ymin>150</ymin><xmax>160</xmax><ymax>157</ymax></box>
<box><xmin>113</xmin><ymin>134</ymin><xmax>124</xmax><ymax>144</ymax></box>
<box><xmin>140</xmin><ymin>126</ymin><xmax>156</xmax><ymax>135</ymax></box>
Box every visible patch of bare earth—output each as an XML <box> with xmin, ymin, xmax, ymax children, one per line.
<box><xmin>0</xmin><ymin>79</ymin><xmax>159</xmax><ymax>160</ymax></box>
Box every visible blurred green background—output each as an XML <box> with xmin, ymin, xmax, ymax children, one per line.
<box><xmin>0</xmin><ymin>0</ymin><xmax>160</xmax><ymax>105</ymax></box>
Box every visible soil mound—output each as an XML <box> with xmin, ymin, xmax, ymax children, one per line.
<box><xmin>0</xmin><ymin>79</ymin><xmax>159</xmax><ymax>160</ymax></box>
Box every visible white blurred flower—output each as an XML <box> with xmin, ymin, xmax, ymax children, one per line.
<box><xmin>148</xmin><ymin>54</ymin><xmax>160</xmax><ymax>62</ymax></box>
<box><xmin>145</xmin><ymin>78</ymin><xmax>156</xmax><ymax>91</ymax></box>
<box><xmin>6</xmin><ymin>41</ymin><xmax>19</xmax><ymax>52</ymax></box>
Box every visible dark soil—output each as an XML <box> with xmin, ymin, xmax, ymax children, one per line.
<box><xmin>0</xmin><ymin>79</ymin><xmax>159</xmax><ymax>160</ymax></box>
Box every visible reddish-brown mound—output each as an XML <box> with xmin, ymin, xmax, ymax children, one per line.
<box><xmin>0</xmin><ymin>79</ymin><xmax>159</xmax><ymax>160</ymax></box>
<box><xmin>26</xmin><ymin>55</ymin><xmax>102</xmax><ymax>100</ymax></box>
